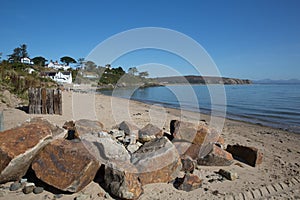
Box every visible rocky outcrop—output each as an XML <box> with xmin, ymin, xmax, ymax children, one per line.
<box><xmin>118</xmin><ymin>121</ymin><xmax>139</xmax><ymax>144</ymax></box>
<box><xmin>0</xmin><ymin>118</ymin><xmax>63</xmax><ymax>183</ymax></box>
<box><xmin>138</xmin><ymin>124</ymin><xmax>163</xmax><ymax>143</ymax></box>
<box><xmin>197</xmin><ymin>144</ymin><xmax>233</xmax><ymax>166</ymax></box>
<box><xmin>131</xmin><ymin>137</ymin><xmax>182</xmax><ymax>185</ymax></box>
<box><xmin>32</xmin><ymin>138</ymin><xmax>100</xmax><ymax>193</ymax></box>
<box><xmin>102</xmin><ymin>162</ymin><xmax>143</xmax><ymax>200</ymax></box>
<box><xmin>226</xmin><ymin>144</ymin><xmax>263</xmax><ymax>167</ymax></box>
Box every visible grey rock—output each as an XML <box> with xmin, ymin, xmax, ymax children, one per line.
<box><xmin>33</xmin><ymin>187</ymin><xmax>44</xmax><ymax>194</ymax></box>
<box><xmin>138</xmin><ymin>124</ymin><xmax>163</xmax><ymax>143</ymax></box>
<box><xmin>218</xmin><ymin>169</ymin><xmax>238</xmax><ymax>181</ymax></box>
<box><xmin>81</xmin><ymin>134</ymin><xmax>131</xmax><ymax>163</ymax></box>
<box><xmin>118</xmin><ymin>121</ymin><xmax>139</xmax><ymax>136</ymax></box>
<box><xmin>20</xmin><ymin>178</ymin><xmax>27</xmax><ymax>183</ymax></box>
<box><xmin>9</xmin><ymin>182</ymin><xmax>22</xmax><ymax>191</ymax></box>
<box><xmin>54</xmin><ymin>194</ymin><xmax>63</xmax><ymax>199</ymax></box>
<box><xmin>109</xmin><ymin>129</ymin><xmax>125</xmax><ymax>139</ymax></box>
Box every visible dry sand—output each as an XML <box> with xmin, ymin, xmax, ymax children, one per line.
<box><xmin>0</xmin><ymin>91</ymin><xmax>300</xmax><ymax>199</ymax></box>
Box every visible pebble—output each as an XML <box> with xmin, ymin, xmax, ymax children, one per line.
<box><xmin>23</xmin><ymin>183</ymin><xmax>35</xmax><ymax>194</ymax></box>
<box><xmin>218</xmin><ymin>169</ymin><xmax>238</xmax><ymax>181</ymax></box>
<box><xmin>9</xmin><ymin>182</ymin><xmax>22</xmax><ymax>191</ymax></box>
<box><xmin>33</xmin><ymin>187</ymin><xmax>44</xmax><ymax>194</ymax></box>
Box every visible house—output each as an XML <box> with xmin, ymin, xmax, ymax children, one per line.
<box><xmin>81</xmin><ymin>72</ymin><xmax>99</xmax><ymax>79</ymax></box>
<box><xmin>42</xmin><ymin>71</ymin><xmax>72</xmax><ymax>84</ymax></box>
<box><xmin>47</xmin><ymin>61</ymin><xmax>70</xmax><ymax>71</ymax></box>
<box><xmin>21</xmin><ymin>57</ymin><xmax>34</xmax><ymax>65</ymax></box>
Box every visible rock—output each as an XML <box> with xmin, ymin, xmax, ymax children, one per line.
<box><xmin>131</xmin><ymin>137</ymin><xmax>182</xmax><ymax>185</ymax></box>
<box><xmin>109</xmin><ymin>129</ymin><xmax>125</xmax><ymax>139</ymax></box>
<box><xmin>81</xmin><ymin>134</ymin><xmax>131</xmax><ymax>163</ymax></box>
<box><xmin>174</xmin><ymin>173</ymin><xmax>202</xmax><ymax>192</ymax></box>
<box><xmin>138</xmin><ymin>124</ymin><xmax>163</xmax><ymax>143</ymax></box>
<box><xmin>226</xmin><ymin>144</ymin><xmax>263</xmax><ymax>167</ymax></box>
<box><xmin>197</xmin><ymin>144</ymin><xmax>233</xmax><ymax>166</ymax></box>
<box><xmin>0</xmin><ymin>118</ymin><xmax>62</xmax><ymax>183</ymax></box>
<box><xmin>9</xmin><ymin>182</ymin><xmax>22</xmax><ymax>191</ymax></box>
<box><xmin>218</xmin><ymin>169</ymin><xmax>238</xmax><ymax>181</ymax></box>
<box><xmin>23</xmin><ymin>182</ymin><xmax>35</xmax><ymax>194</ymax></box>
<box><xmin>181</xmin><ymin>156</ymin><xmax>196</xmax><ymax>173</ymax></box>
<box><xmin>74</xmin><ymin>193</ymin><xmax>89</xmax><ymax>200</ymax></box>
<box><xmin>54</xmin><ymin>194</ymin><xmax>63</xmax><ymax>199</ymax></box>
<box><xmin>102</xmin><ymin>162</ymin><xmax>143</xmax><ymax>200</ymax></box>
<box><xmin>33</xmin><ymin>186</ymin><xmax>44</xmax><ymax>194</ymax></box>
<box><xmin>32</xmin><ymin>138</ymin><xmax>100</xmax><ymax>193</ymax></box>
<box><xmin>170</xmin><ymin>120</ymin><xmax>220</xmax><ymax>159</ymax></box>
<box><xmin>118</xmin><ymin>121</ymin><xmax>139</xmax><ymax>140</ymax></box>
<box><xmin>127</xmin><ymin>144</ymin><xmax>141</xmax><ymax>154</ymax></box>
<box><xmin>20</xmin><ymin>178</ymin><xmax>27</xmax><ymax>183</ymax></box>
<box><xmin>74</xmin><ymin>119</ymin><xmax>104</xmax><ymax>137</ymax></box>
<box><xmin>216</xmin><ymin>136</ymin><xmax>225</xmax><ymax>148</ymax></box>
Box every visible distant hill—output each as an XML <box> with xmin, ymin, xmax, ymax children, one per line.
<box><xmin>253</xmin><ymin>79</ymin><xmax>300</xmax><ymax>84</ymax></box>
<box><xmin>153</xmin><ymin>76</ymin><xmax>252</xmax><ymax>85</ymax></box>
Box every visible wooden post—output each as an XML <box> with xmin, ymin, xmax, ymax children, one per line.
<box><xmin>41</xmin><ymin>88</ymin><xmax>47</xmax><ymax>114</ymax></box>
<box><xmin>28</xmin><ymin>87</ymin><xmax>62</xmax><ymax>115</ymax></box>
<box><xmin>46</xmin><ymin>89</ymin><xmax>54</xmax><ymax>114</ymax></box>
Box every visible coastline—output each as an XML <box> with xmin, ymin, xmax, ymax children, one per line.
<box><xmin>1</xmin><ymin>91</ymin><xmax>300</xmax><ymax>199</ymax></box>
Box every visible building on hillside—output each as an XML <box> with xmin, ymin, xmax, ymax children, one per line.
<box><xmin>47</xmin><ymin>61</ymin><xmax>70</xmax><ymax>71</ymax></box>
<box><xmin>42</xmin><ymin>71</ymin><xmax>72</xmax><ymax>84</ymax></box>
<box><xmin>21</xmin><ymin>57</ymin><xmax>34</xmax><ymax>65</ymax></box>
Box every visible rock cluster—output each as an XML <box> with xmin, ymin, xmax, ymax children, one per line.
<box><xmin>0</xmin><ymin>118</ymin><xmax>263</xmax><ymax>199</ymax></box>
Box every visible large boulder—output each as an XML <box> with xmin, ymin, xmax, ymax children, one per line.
<box><xmin>138</xmin><ymin>123</ymin><xmax>163</xmax><ymax>143</ymax></box>
<box><xmin>197</xmin><ymin>144</ymin><xmax>233</xmax><ymax>166</ymax></box>
<box><xmin>0</xmin><ymin>118</ymin><xmax>63</xmax><ymax>183</ymax></box>
<box><xmin>102</xmin><ymin>162</ymin><xmax>143</xmax><ymax>200</ymax></box>
<box><xmin>131</xmin><ymin>137</ymin><xmax>182</xmax><ymax>185</ymax></box>
<box><xmin>226</xmin><ymin>144</ymin><xmax>263</xmax><ymax>167</ymax></box>
<box><xmin>170</xmin><ymin>120</ymin><xmax>220</xmax><ymax>159</ymax></box>
<box><xmin>81</xmin><ymin>134</ymin><xmax>131</xmax><ymax>164</ymax></box>
<box><xmin>32</xmin><ymin>138</ymin><xmax>100</xmax><ymax>193</ymax></box>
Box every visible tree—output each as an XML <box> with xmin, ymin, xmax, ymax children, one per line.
<box><xmin>32</xmin><ymin>56</ymin><xmax>48</xmax><ymax>66</ymax></box>
<box><xmin>8</xmin><ymin>44</ymin><xmax>29</xmax><ymax>62</ymax></box>
<box><xmin>138</xmin><ymin>71</ymin><xmax>149</xmax><ymax>78</ymax></box>
<box><xmin>128</xmin><ymin>67</ymin><xmax>138</xmax><ymax>75</ymax></box>
<box><xmin>20</xmin><ymin>44</ymin><xmax>28</xmax><ymax>58</ymax></box>
<box><xmin>77</xmin><ymin>58</ymin><xmax>85</xmax><ymax>68</ymax></box>
<box><xmin>60</xmin><ymin>56</ymin><xmax>76</xmax><ymax>65</ymax></box>
<box><xmin>84</xmin><ymin>61</ymin><xmax>97</xmax><ymax>71</ymax></box>
<box><xmin>0</xmin><ymin>52</ymin><xmax>2</xmax><ymax>61</ymax></box>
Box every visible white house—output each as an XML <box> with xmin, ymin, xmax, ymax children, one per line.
<box><xmin>43</xmin><ymin>71</ymin><xmax>72</xmax><ymax>84</ymax></box>
<box><xmin>47</xmin><ymin>61</ymin><xmax>70</xmax><ymax>71</ymax></box>
<box><xmin>20</xmin><ymin>57</ymin><xmax>34</xmax><ymax>65</ymax></box>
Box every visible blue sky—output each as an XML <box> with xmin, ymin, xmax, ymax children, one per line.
<box><xmin>0</xmin><ymin>0</ymin><xmax>299</xmax><ymax>80</ymax></box>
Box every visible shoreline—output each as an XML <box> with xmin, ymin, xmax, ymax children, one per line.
<box><xmin>1</xmin><ymin>91</ymin><xmax>300</xmax><ymax>199</ymax></box>
<box><xmin>99</xmin><ymin>91</ymin><xmax>300</xmax><ymax>135</ymax></box>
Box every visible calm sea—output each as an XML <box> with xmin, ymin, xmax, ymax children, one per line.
<box><xmin>101</xmin><ymin>84</ymin><xmax>300</xmax><ymax>133</ymax></box>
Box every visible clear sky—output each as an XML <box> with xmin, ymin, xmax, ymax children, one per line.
<box><xmin>0</xmin><ymin>0</ymin><xmax>299</xmax><ymax>80</ymax></box>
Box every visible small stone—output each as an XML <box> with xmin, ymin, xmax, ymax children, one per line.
<box><xmin>10</xmin><ymin>182</ymin><xmax>22</xmax><ymax>191</ymax></box>
<box><xmin>109</xmin><ymin>129</ymin><xmax>125</xmax><ymax>139</ymax></box>
<box><xmin>33</xmin><ymin>187</ymin><xmax>44</xmax><ymax>194</ymax></box>
<box><xmin>181</xmin><ymin>156</ymin><xmax>196</xmax><ymax>173</ymax></box>
<box><xmin>127</xmin><ymin>144</ymin><xmax>140</xmax><ymax>153</ymax></box>
<box><xmin>104</xmin><ymin>192</ymin><xmax>110</xmax><ymax>199</ymax></box>
<box><xmin>218</xmin><ymin>169</ymin><xmax>238</xmax><ymax>181</ymax></box>
<box><xmin>22</xmin><ymin>182</ymin><xmax>35</xmax><ymax>194</ymax></box>
<box><xmin>54</xmin><ymin>194</ymin><xmax>63</xmax><ymax>199</ymax></box>
<box><xmin>20</xmin><ymin>178</ymin><xmax>28</xmax><ymax>183</ymax></box>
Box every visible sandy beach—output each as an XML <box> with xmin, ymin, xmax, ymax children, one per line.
<box><xmin>1</xmin><ymin>91</ymin><xmax>300</xmax><ymax>199</ymax></box>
